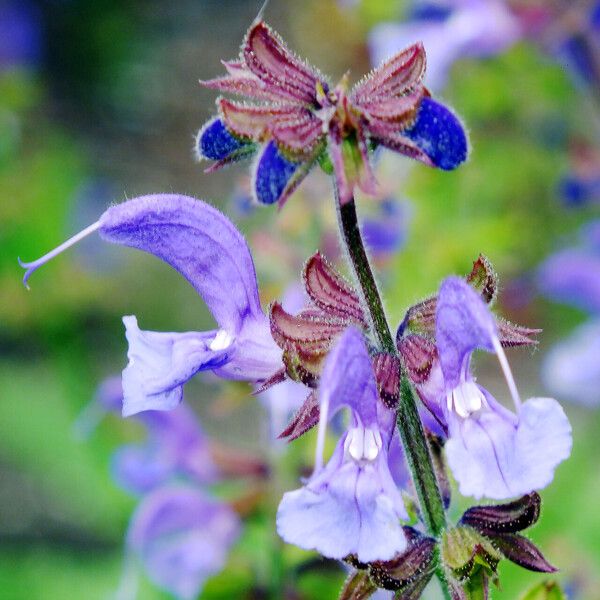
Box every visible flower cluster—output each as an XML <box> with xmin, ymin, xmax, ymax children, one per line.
<box><xmin>19</xmin><ymin>15</ymin><xmax>573</xmax><ymax>600</ymax></box>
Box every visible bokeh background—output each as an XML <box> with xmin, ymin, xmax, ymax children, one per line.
<box><xmin>1</xmin><ymin>0</ymin><xmax>599</xmax><ymax>598</ymax></box>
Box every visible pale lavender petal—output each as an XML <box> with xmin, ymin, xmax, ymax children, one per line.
<box><xmin>436</xmin><ymin>276</ymin><xmax>497</xmax><ymax>388</ymax></box>
<box><xmin>445</xmin><ymin>392</ymin><xmax>571</xmax><ymax>499</ymax></box>
<box><xmin>113</xmin><ymin>404</ymin><xmax>217</xmax><ymax>494</ymax></box>
<box><xmin>537</xmin><ymin>248</ymin><xmax>600</xmax><ymax>313</ymax></box>
<box><xmin>99</xmin><ymin>194</ymin><xmax>263</xmax><ymax>333</ymax></box>
<box><xmin>122</xmin><ymin>316</ymin><xmax>230</xmax><ymax>416</ymax></box>
<box><xmin>277</xmin><ymin>439</ymin><xmax>407</xmax><ymax>562</ymax></box>
<box><xmin>112</xmin><ymin>445</ymin><xmax>172</xmax><ymax>495</ymax></box>
<box><xmin>318</xmin><ymin>326</ymin><xmax>379</xmax><ymax>428</ymax></box>
<box><xmin>127</xmin><ymin>485</ymin><xmax>240</xmax><ymax>600</ymax></box>
<box><xmin>542</xmin><ymin>319</ymin><xmax>600</xmax><ymax>406</ymax></box>
<box><xmin>212</xmin><ymin>314</ymin><xmax>282</xmax><ymax>382</ymax></box>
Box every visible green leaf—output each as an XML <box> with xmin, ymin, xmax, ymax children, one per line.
<box><xmin>520</xmin><ymin>581</ymin><xmax>567</xmax><ymax>600</ymax></box>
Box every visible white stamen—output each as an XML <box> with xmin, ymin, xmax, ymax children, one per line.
<box><xmin>345</xmin><ymin>427</ymin><xmax>382</xmax><ymax>462</ymax></box>
<box><xmin>314</xmin><ymin>393</ymin><xmax>329</xmax><ymax>472</ymax></box>
<box><xmin>492</xmin><ymin>336</ymin><xmax>522</xmax><ymax>411</ymax></box>
<box><xmin>19</xmin><ymin>221</ymin><xmax>102</xmax><ymax>289</ymax></box>
<box><xmin>447</xmin><ymin>380</ymin><xmax>487</xmax><ymax>419</ymax></box>
<box><xmin>209</xmin><ymin>329</ymin><xmax>234</xmax><ymax>351</ymax></box>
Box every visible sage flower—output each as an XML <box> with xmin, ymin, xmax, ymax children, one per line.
<box><xmin>19</xmin><ymin>194</ymin><xmax>283</xmax><ymax>415</ymax></box>
<box><xmin>125</xmin><ymin>485</ymin><xmax>240</xmax><ymax>600</ymax></box>
<box><xmin>406</xmin><ymin>277</ymin><xmax>572</xmax><ymax>499</ymax></box>
<box><xmin>196</xmin><ymin>19</ymin><xmax>468</xmax><ymax>206</ymax></box>
<box><xmin>277</xmin><ymin>327</ymin><xmax>409</xmax><ymax>562</ymax></box>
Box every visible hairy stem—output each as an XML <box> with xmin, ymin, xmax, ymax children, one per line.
<box><xmin>333</xmin><ymin>182</ymin><xmax>449</xmax><ymax>594</ymax></box>
<box><xmin>335</xmin><ymin>192</ymin><xmax>396</xmax><ymax>354</ymax></box>
<box><xmin>397</xmin><ymin>377</ymin><xmax>447</xmax><ymax>536</ymax></box>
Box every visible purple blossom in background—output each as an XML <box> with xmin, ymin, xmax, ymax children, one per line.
<box><xmin>80</xmin><ymin>378</ymin><xmax>238</xmax><ymax>600</ymax></box>
<box><xmin>20</xmin><ymin>194</ymin><xmax>283</xmax><ymax>416</ymax></box>
<box><xmin>125</xmin><ymin>485</ymin><xmax>240</xmax><ymax>600</ymax></box>
<box><xmin>414</xmin><ymin>277</ymin><xmax>571</xmax><ymax>499</ymax></box>
<box><xmin>369</xmin><ymin>0</ymin><xmax>521</xmax><ymax>91</ymax></box>
<box><xmin>362</xmin><ymin>198</ymin><xmax>411</xmax><ymax>257</ymax></box>
<box><xmin>113</xmin><ymin>405</ymin><xmax>218</xmax><ymax>495</ymax></box>
<box><xmin>277</xmin><ymin>327</ymin><xmax>409</xmax><ymax>562</ymax></box>
<box><xmin>0</xmin><ymin>1</ymin><xmax>42</xmax><ymax>70</ymax></box>
<box><xmin>538</xmin><ymin>221</ymin><xmax>600</xmax><ymax>406</ymax></box>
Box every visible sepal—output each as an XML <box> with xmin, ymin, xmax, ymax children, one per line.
<box><xmin>397</xmin><ymin>334</ymin><xmax>437</xmax><ymax>384</ymax></box>
<box><xmin>441</xmin><ymin>527</ymin><xmax>501</xmax><ymax>584</ymax></box>
<box><xmin>338</xmin><ymin>571</ymin><xmax>377</xmax><ymax>600</ymax></box>
<box><xmin>278</xmin><ymin>390</ymin><xmax>320</xmax><ymax>441</ymax></box>
<box><xmin>303</xmin><ymin>252</ymin><xmax>366</xmax><ymax>326</ymax></box>
<box><xmin>368</xmin><ymin>527</ymin><xmax>437</xmax><ymax>592</ymax></box>
<box><xmin>466</xmin><ymin>254</ymin><xmax>497</xmax><ymax>304</ymax></box>
<box><xmin>491</xmin><ymin>534</ymin><xmax>557</xmax><ymax>573</ymax></box>
<box><xmin>460</xmin><ymin>493</ymin><xmax>541</xmax><ymax>535</ymax></box>
<box><xmin>372</xmin><ymin>353</ymin><xmax>401</xmax><ymax>409</ymax></box>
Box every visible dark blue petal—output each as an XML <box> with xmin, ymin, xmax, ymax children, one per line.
<box><xmin>404</xmin><ymin>97</ymin><xmax>468</xmax><ymax>170</ymax></box>
<box><xmin>253</xmin><ymin>141</ymin><xmax>300</xmax><ymax>205</ymax></box>
<box><xmin>196</xmin><ymin>117</ymin><xmax>250</xmax><ymax>161</ymax></box>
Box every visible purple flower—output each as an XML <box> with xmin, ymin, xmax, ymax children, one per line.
<box><xmin>76</xmin><ymin>377</ymin><xmax>217</xmax><ymax>494</ymax></box>
<box><xmin>125</xmin><ymin>485</ymin><xmax>240</xmax><ymax>600</ymax></box>
<box><xmin>0</xmin><ymin>1</ymin><xmax>42</xmax><ymax>70</ymax></box>
<box><xmin>542</xmin><ymin>319</ymin><xmax>600</xmax><ymax>407</ymax></box>
<box><xmin>415</xmin><ymin>277</ymin><xmax>571</xmax><ymax>499</ymax></box>
<box><xmin>113</xmin><ymin>404</ymin><xmax>217</xmax><ymax>495</ymax></box>
<box><xmin>196</xmin><ymin>20</ymin><xmax>468</xmax><ymax>207</ymax></box>
<box><xmin>538</xmin><ymin>221</ymin><xmax>600</xmax><ymax>405</ymax></box>
<box><xmin>277</xmin><ymin>327</ymin><xmax>408</xmax><ymax>562</ymax></box>
<box><xmin>369</xmin><ymin>0</ymin><xmax>521</xmax><ymax>91</ymax></box>
<box><xmin>19</xmin><ymin>194</ymin><xmax>282</xmax><ymax>415</ymax></box>
<box><xmin>362</xmin><ymin>198</ymin><xmax>411</xmax><ymax>257</ymax></box>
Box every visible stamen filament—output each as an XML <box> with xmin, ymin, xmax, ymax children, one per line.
<box><xmin>19</xmin><ymin>221</ymin><xmax>101</xmax><ymax>289</ymax></box>
<box><xmin>314</xmin><ymin>393</ymin><xmax>329</xmax><ymax>473</ymax></box>
<box><xmin>492</xmin><ymin>336</ymin><xmax>522</xmax><ymax>411</ymax></box>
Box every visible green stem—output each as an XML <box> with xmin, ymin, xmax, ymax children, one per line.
<box><xmin>333</xmin><ymin>182</ymin><xmax>450</xmax><ymax>594</ymax></box>
<box><xmin>397</xmin><ymin>377</ymin><xmax>447</xmax><ymax>536</ymax></box>
<box><xmin>335</xmin><ymin>192</ymin><xmax>396</xmax><ymax>354</ymax></box>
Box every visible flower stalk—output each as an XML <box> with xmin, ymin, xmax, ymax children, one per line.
<box><xmin>334</xmin><ymin>180</ymin><xmax>449</xmax><ymax>595</ymax></box>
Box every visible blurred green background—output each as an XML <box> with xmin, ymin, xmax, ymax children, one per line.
<box><xmin>1</xmin><ymin>0</ymin><xmax>599</xmax><ymax>598</ymax></box>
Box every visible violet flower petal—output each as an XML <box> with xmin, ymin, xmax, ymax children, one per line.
<box><xmin>537</xmin><ymin>248</ymin><xmax>600</xmax><ymax>314</ymax></box>
<box><xmin>113</xmin><ymin>404</ymin><xmax>217</xmax><ymax>494</ymax></box>
<box><xmin>99</xmin><ymin>194</ymin><xmax>264</xmax><ymax>333</ymax></box>
<box><xmin>122</xmin><ymin>316</ymin><xmax>230</xmax><ymax>416</ymax></box>
<box><xmin>445</xmin><ymin>392</ymin><xmax>572</xmax><ymax>499</ymax></box>
<box><xmin>277</xmin><ymin>438</ymin><xmax>408</xmax><ymax>562</ymax></box>
<box><xmin>318</xmin><ymin>326</ymin><xmax>379</xmax><ymax>430</ymax></box>
<box><xmin>127</xmin><ymin>485</ymin><xmax>240</xmax><ymax>600</ymax></box>
<box><xmin>252</xmin><ymin>141</ymin><xmax>302</xmax><ymax>205</ymax></box>
<box><xmin>436</xmin><ymin>276</ymin><xmax>498</xmax><ymax>389</ymax></box>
